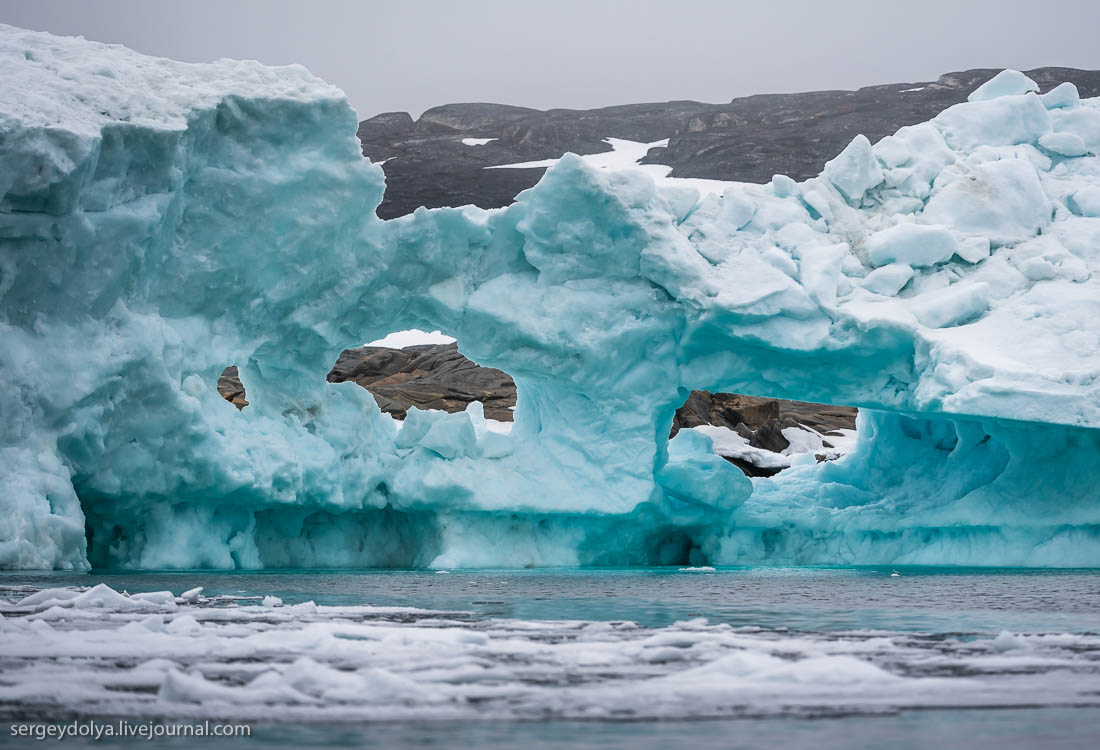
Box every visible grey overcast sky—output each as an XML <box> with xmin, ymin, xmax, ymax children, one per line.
<box><xmin>2</xmin><ymin>0</ymin><xmax>1099</xmax><ymax>119</ymax></box>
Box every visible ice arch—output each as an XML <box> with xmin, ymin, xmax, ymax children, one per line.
<box><xmin>1</xmin><ymin>29</ymin><xmax>1098</xmax><ymax>569</ymax></box>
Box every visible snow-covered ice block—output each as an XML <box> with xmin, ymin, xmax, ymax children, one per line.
<box><xmin>955</xmin><ymin>236</ymin><xmax>991</xmax><ymax>264</ymax></box>
<box><xmin>17</xmin><ymin>588</ymin><xmax>81</xmax><ymax>609</ymax></box>
<box><xmin>907</xmin><ymin>282</ymin><xmax>991</xmax><ymax>328</ymax></box>
<box><xmin>922</xmin><ymin>159</ymin><xmax>1051</xmax><ymax>244</ymax></box>
<box><xmin>866</xmin><ymin>224</ymin><xmax>957</xmax><ymax>267</ymax></box>
<box><xmin>178</xmin><ymin>586</ymin><xmax>203</xmax><ymax>603</ymax></box>
<box><xmin>862</xmin><ymin>263</ymin><xmax>915</xmax><ymax>296</ymax></box>
<box><xmin>1068</xmin><ymin>187</ymin><xmax>1100</xmax><ymax>217</ymax></box>
<box><xmin>771</xmin><ymin>174</ymin><xmax>798</xmax><ymax>197</ymax></box>
<box><xmin>661</xmin><ymin>184</ymin><xmax>702</xmax><ymax>222</ymax></box>
<box><xmin>1041</xmin><ymin>82</ymin><xmax>1080</xmax><ymax>110</ymax></box>
<box><xmin>799</xmin><ymin>243</ymin><xmax>848</xmax><ymax>306</ymax></box>
<box><xmin>1050</xmin><ymin>106</ymin><xmax>1100</xmax><ymax>151</ymax></box>
<box><xmin>934</xmin><ymin>94</ymin><xmax>1051</xmax><ymax>151</ymax></box>
<box><xmin>720</xmin><ymin>190</ymin><xmax>756</xmax><ymax>228</ymax></box>
<box><xmin>1038</xmin><ymin>132</ymin><xmax>1088</xmax><ymax>157</ymax></box>
<box><xmin>968</xmin><ymin>70</ymin><xmax>1039</xmax><ymax>102</ymax></box>
<box><xmin>129</xmin><ymin>591</ymin><xmax>176</xmax><ymax>606</ymax></box>
<box><xmin>822</xmin><ymin>134</ymin><xmax>883</xmax><ymax>204</ymax></box>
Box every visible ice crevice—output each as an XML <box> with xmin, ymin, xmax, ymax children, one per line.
<box><xmin>1</xmin><ymin>29</ymin><xmax>1099</xmax><ymax>569</ymax></box>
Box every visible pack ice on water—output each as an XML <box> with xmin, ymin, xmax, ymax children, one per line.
<box><xmin>1</xmin><ymin>27</ymin><xmax>1099</xmax><ymax>570</ymax></box>
<box><xmin>3</xmin><ymin>581</ymin><xmax>1099</xmax><ymax>722</ymax></box>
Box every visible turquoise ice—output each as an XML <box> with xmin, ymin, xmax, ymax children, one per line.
<box><xmin>1</xmin><ymin>25</ymin><xmax>1098</xmax><ymax>569</ymax></box>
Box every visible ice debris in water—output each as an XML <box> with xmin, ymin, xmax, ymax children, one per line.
<box><xmin>16</xmin><ymin>584</ymin><xmax>179</xmax><ymax>614</ymax></box>
<box><xmin>0</xmin><ymin>584</ymin><xmax>1098</xmax><ymax>721</ymax></box>
<box><xmin>1</xmin><ymin>26</ymin><xmax>1100</xmax><ymax>571</ymax></box>
<box><xmin>178</xmin><ymin>586</ymin><xmax>203</xmax><ymax>603</ymax></box>
<box><xmin>991</xmin><ymin>629</ymin><xmax>1032</xmax><ymax>652</ymax></box>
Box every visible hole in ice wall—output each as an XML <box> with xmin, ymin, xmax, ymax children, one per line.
<box><xmin>670</xmin><ymin>391</ymin><xmax>858</xmax><ymax>477</ymax></box>
<box><xmin>326</xmin><ymin>329</ymin><xmax>517</xmax><ymax>424</ymax></box>
<box><xmin>215</xmin><ymin>330</ymin><xmax>518</xmax><ymax>425</ymax></box>
<box><xmin>217</xmin><ymin>366</ymin><xmax>248</xmax><ymax>409</ymax></box>
<box><xmin>644</xmin><ymin>527</ymin><xmax>709</xmax><ymax>567</ymax></box>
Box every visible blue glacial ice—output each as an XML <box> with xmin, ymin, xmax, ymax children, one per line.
<box><xmin>1</xmin><ymin>25</ymin><xmax>1099</xmax><ymax>569</ymax></box>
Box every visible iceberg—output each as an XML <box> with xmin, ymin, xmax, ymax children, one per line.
<box><xmin>0</xmin><ymin>29</ymin><xmax>1098</xmax><ymax>570</ymax></box>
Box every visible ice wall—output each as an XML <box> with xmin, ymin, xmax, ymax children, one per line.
<box><xmin>1</xmin><ymin>30</ymin><xmax>1098</xmax><ymax>569</ymax></box>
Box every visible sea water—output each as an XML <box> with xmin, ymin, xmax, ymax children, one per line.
<box><xmin>1</xmin><ymin>567</ymin><xmax>1098</xmax><ymax>748</ymax></box>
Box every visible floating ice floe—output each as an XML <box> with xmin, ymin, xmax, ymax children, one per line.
<box><xmin>0</xmin><ymin>583</ymin><xmax>1098</xmax><ymax>722</ymax></box>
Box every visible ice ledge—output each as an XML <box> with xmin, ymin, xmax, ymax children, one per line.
<box><xmin>0</xmin><ymin>24</ymin><xmax>347</xmax><ymax>133</ymax></box>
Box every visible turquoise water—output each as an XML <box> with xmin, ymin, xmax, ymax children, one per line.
<box><xmin>6</xmin><ymin>709</ymin><xmax>1098</xmax><ymax>749</ymax></box>
<box><xmin>2</xmin><ymin>567</ymin><xmax>1099</xmax><ymax>748</ymax></box>
<box><xmin>8</xmin><ymin>565</ymin><xmax>1099</xmax><ymax>632</ymax></box>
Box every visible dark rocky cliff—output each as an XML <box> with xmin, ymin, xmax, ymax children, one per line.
<box><xmin>359</xmin><ymin>67</ymin><xmax>1100</xmax><ymax>219</ymax></box>
<box><xmin>327</xmin><ymin>342</ymin><xmax>516</xmax><ymax>421</ymax></box>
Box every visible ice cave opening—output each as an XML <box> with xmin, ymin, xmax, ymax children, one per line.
<box><xmin>81</xmin><ymin>330</ymin><xmax>526</xmax><ymax>570</ymax></box>
<box><xmin>324</xmin><ymin>330</ymin><xmax>518</xmax><ymax>427</ymax></box>
<box><xmin>668</xmin><ymin>390</ymin><xmax>859</xmax><ymax>478</ymax></box>
<box><xmin>217</xmin><ymin>366</ymin><xmax>249</xmax><ymax>410</ymax></box>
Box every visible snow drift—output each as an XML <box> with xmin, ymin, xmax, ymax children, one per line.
<box><xmin>1</xmin><ymin>27</ymin><xmax>1098</xmax><ymax>569</ymax></box>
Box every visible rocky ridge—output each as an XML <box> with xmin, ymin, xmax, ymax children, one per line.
<box><xmin>360</xmin><ymin>67</ymin><xmax>1100</xmax><ymax>219</ymax></box>
<box><xmin>326</xmin><ymin>342</ymin><xmax>516</xmax><ymax>421</ymax></box>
